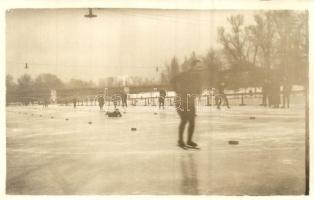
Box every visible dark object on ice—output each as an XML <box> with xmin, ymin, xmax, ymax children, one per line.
<box><xmin>249</xmin><ymin>116</ymin><xmax>256</xmax><ymax>120</ymax></box>
<box><xmin>50</xmin><ymin>116</ymin><xmax>54</xmax><ymax>119</ymax></box>
<box><xmin>88</xmin><ymin>121</ymin><xmax>92</xmax><ymax>124</ymax></box>
<box><xmin>106</xmin><ymin>109</ymin><xmax>122</xmax><ymax>117</ymax></box>
<box><xmin>65</xmin><ymin>118</ymin><xmax>69</xmax><ymax>121</ymax></box>
<box><xmin>228</xmin><ymin>140</ymin><xmax>239</xmax><ymax>145</ymax></box>
<box><xmin>131</xmin><ymin>128</ymin><xmax>137</xmax><ymax>131</ymax></box>
<box><xmin>39</xmin><ymin>115</ymin><xmax>42</xmax><ymax>117</ymax></box>
<box><xmin>154</xmin><ymin>112</ymin><xmax>158</xmax><ymax>115</ymax></box>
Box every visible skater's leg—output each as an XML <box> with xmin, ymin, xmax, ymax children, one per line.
<box><xmin>187</xmin><ymin>117</ymin><xmax>195</xmax><ymax>144</ymax></box>
<box><xmin>178</xmin><ymin>117</ymin><xmax>187</xmax><ymax>144</ymax></box>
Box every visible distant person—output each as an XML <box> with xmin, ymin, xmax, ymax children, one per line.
<box><xmin>249</xmin><ymin>89</ymin><xmax>253</xmax><ymax>97</ymax></box>
<box><xmin>159</xmin><ymin>89</ymin><xmax>167</xmax><ymax>109</ymax></box>
<box><xmin>216</xmin><ymin>81</ymin><xmax>230</xmax><ymax>109</ymax></box>
<box><xmin>121</xmin><ymin>92</ymin><xmax>128</xmax><ymax>108</ymax></box>
<box><xmin>43</xmin><ymin>98</ymin><xmax>49</xmax><ymax>108</ymax></box>
<box><xmin>98</xmin><ymin>95</ymin><xmax>105</xmax><ymax>110</ymax></box>
<box><xmin>112</xmin><ymin>94</ymin><xmax>119</xmax><ymax>109</ymax></box>
<box><xmin>72</xmin><ymin>97</ymin><xmax>77</xmax><ymax>109</ymax></box>
<box><xmin>42</xmin><ymin>99</ymin><xmax>45</xmax><ymax>107</ymax></box>
<box><xmin>268</xmin><ymin>82</ymin><xmax>274</xmax><ymax>107</ymax></box>
<box><xmin>261</xmin><ymin>79</ymin><xmax>270</xmax><ymax>106</ymax></box>
<box><xmin>171</xmin><ymin>69</ymin><xmax>201</xmax><ymax>148</ymax></box>
<box><xmin>282</xmin><ymin>78</ymin><xmax>292</xmax><ymax>108</ymax></box>
<box><xmin>269</xmin><ymin>79</ymin><xmax>280</xmax><ymax>108</ymax></box>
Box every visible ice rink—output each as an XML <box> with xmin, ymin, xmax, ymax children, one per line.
<box><xmin>6</xmin><ymin>102</ymin><xmax>306</xmax><ymax>195</ymax></box>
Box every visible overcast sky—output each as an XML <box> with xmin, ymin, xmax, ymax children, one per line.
<box><xmin>6</xmin><ymin>9</ymin><xmax>254</xmax><ymax>82</ymax></box>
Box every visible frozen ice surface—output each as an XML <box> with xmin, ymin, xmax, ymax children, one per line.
<box><xmin>6</xmin><ymin>103</ymin><xmax>306</xmax><ymax>195</ymax></box>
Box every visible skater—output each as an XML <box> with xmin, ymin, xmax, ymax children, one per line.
<box><xmin>112</xmin><ymin>94</ymin><xmax>119</xmax><ymax>108</ymax></box>
<box><xmin>98</xmin><ymin>95</ymin><xmax>105</xmax><ymax>110</ymax></box>
<box><xmin>43</xmin><ymin>98</ymin><xmax>49</xmax><ymax>108</ymax></box>
<box><xmin>121</xmin><ymin>91</ymin><xmax>128</xmax><ymax>108</ymax></box>
<box><xmin>282</xmin><ymin>77</ymin><xmax>292</xmax><ymax>108</ymax></box>
<box><xmin>269</xmin><ymin>78</ymin><xmax>281</xmax><ymax>108</ymax></box>
<box><xmin>72</xmin><ymin>97</ymin><xmax>77</xmax><ymax>109</ymax></box>
<box><xmin>171</xmin><ymin>68</ymin><xmax>202</xmax><ymax>149</ymax></box>
<box><xmin>216</xmin><ymin>81</ymin><xmax>230</xmax><ymax>109</ymax></box>
<box><xmin>261</xmin><ymin>79</ymin><xmax>270</xmax><ymax>106</ymax></box>
<box><xmin>159</xmin><ymin>89</ymin><xmax>167</xmax><ymax>109</ymax></box>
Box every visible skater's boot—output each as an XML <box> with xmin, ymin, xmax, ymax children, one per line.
<box><xmin>178</xmin><ymin>140</ymin><xmax>186</xmax><ymax>148</ymax></box>
<box><xmin>187</xmin><ymin>141</ymin><xmax>198</xmax><ymax>147</ymax></box>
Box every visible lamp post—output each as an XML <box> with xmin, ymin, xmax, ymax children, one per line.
<box><xmin>84</xmin><ymin>8</ymin><xmax>97</xmax><ymax>18</ymax></box>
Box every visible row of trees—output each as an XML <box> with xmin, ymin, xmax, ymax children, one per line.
<box><xmin>6</xmin><ymin>73</ymin><xmax>159</xmax><ymax>97</ymax></box>
<box><xmin>160</xmin><ymin>11</ymin><xmax>308</xmax><ymax>90</ymax></box>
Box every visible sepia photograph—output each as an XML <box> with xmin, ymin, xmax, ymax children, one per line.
<box><xmin>3</xmin><ymin>2</ymin><xmax>310</xmax><ymax>196</ymax></box>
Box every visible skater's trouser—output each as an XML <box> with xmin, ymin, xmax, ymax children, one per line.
<box><xmin>178</xmin><ymin>114</ymin><xmax>195</xmax><ymax>143</ymax></box>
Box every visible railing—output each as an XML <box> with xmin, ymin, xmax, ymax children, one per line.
<box><xmin>55</xmin><ymin>90</ymin><xmax>305</xmax><ymax>107</ymax></box>
<box><xmin>6</xmin><ymin>90</ymin><xmax>305</xmax><ymax>107</ymax></box>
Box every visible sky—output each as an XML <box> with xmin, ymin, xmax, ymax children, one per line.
<box><xmin>6</xmin><ymin>8</ymin><xmax>255</xmax><ymax>82</ymax></box>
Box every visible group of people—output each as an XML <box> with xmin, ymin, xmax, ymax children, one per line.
<box><xmin>67</xmin><ymin>73</ymin><xmax>293</xmax><ymax>150</ymax></box>
<box><xmin>70</xmin><ymin>91</ymin><xmax>128</xmax><ymax>111</ymax></box>
<box><xmin>96</xmin><ymin>89</ymin><xmax>168</xmax><ymax>111</ymax></box>
<box><xmin>99</xmin><ymin>91</ymin><xmax>128</xmax><ymax>110</ymax></box>
<box><xmin>261</xmin><ymin>77</ymin><xmax>292</xmax><ymax>108</ymax></box>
